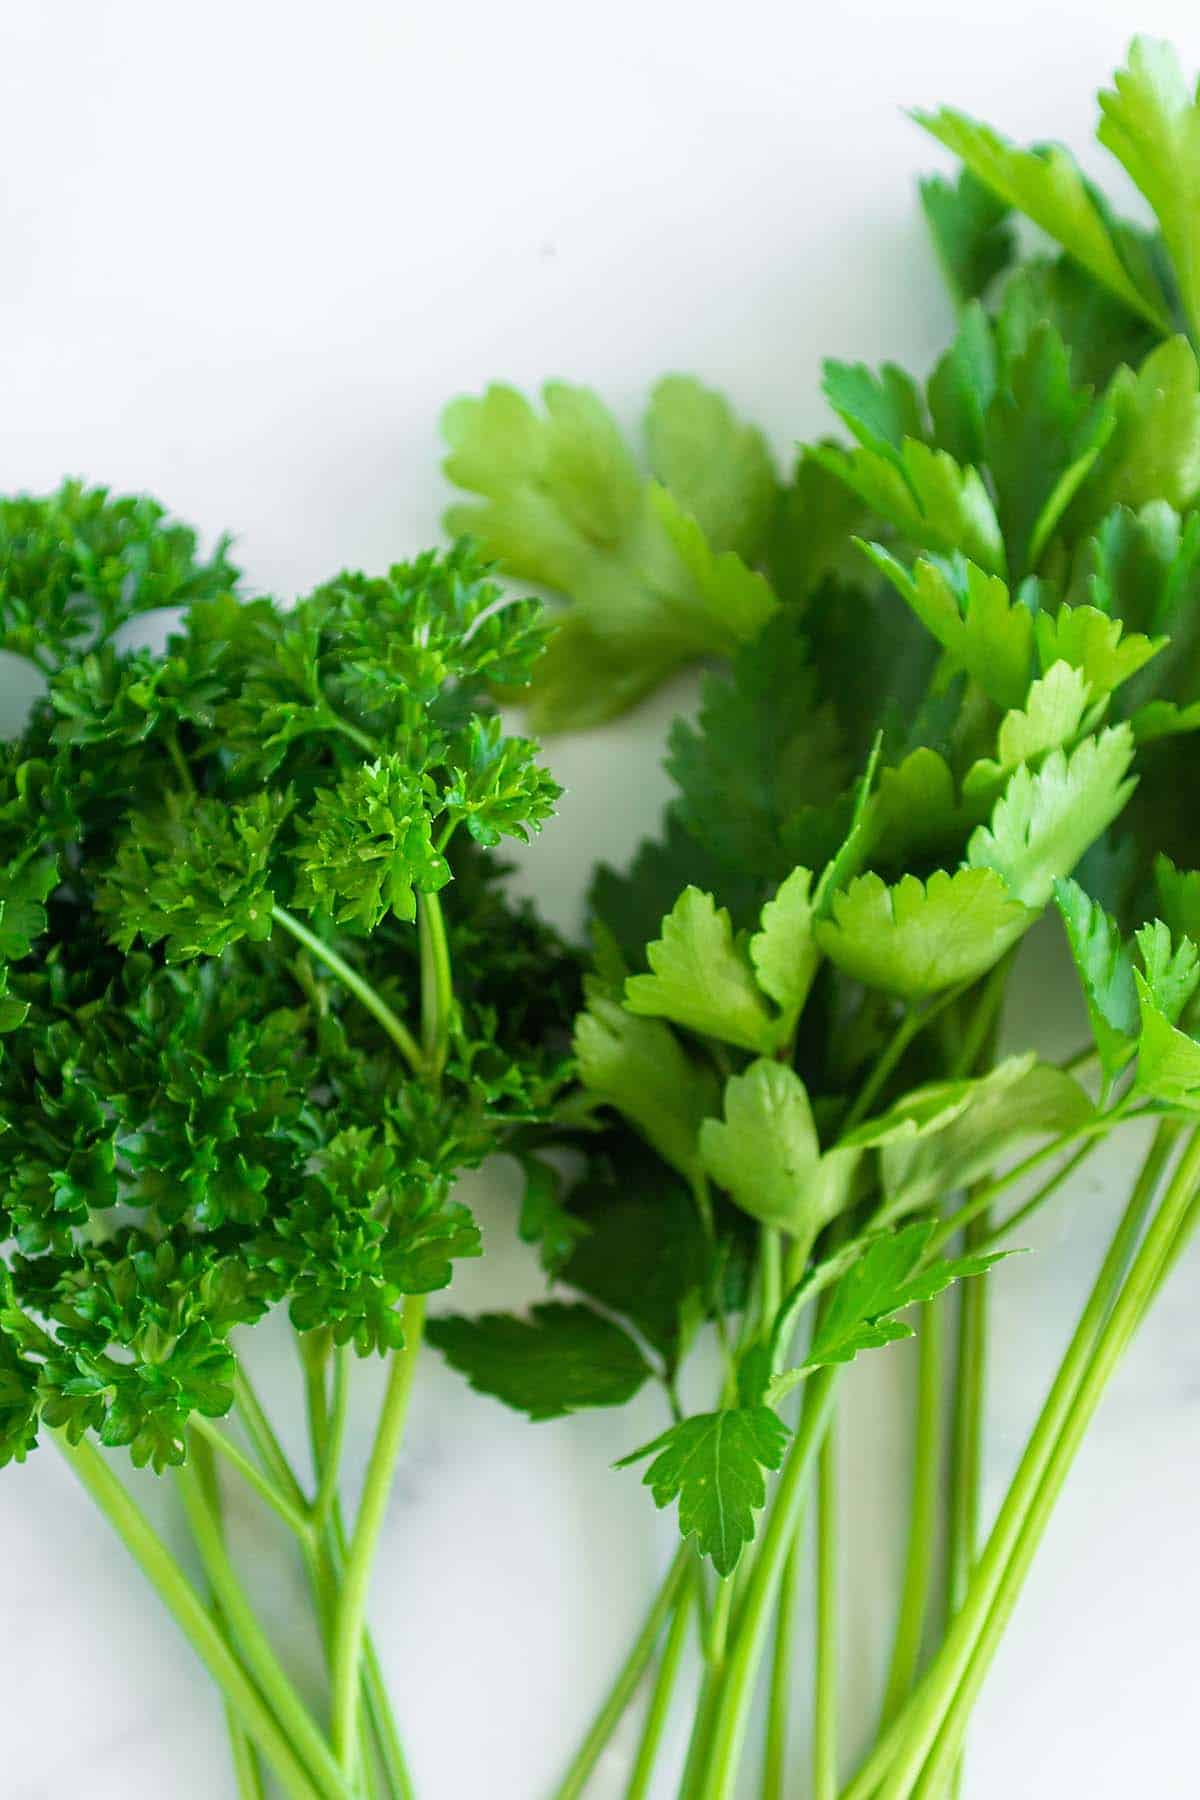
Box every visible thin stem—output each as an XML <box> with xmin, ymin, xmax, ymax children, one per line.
<box><xmin>54</xmin><ymin>1432</ymin><xmax>327</xmax><ymax>1800</ymax></box>
<box><xmin>706</xmin><ymin>1577</ymin><xmax>735</xmax><ymax>1669</ymax></box>
<box><xmin>905</xmin><ymin>1128</ymin><xmax>1200</xmax><ymax>1800</ymax></box>
<box><xmin>272</xmin><ymin>904</ymin><xmax>423</xmax><ymax>1076</ymax></box>
<box><xmin>314</xmin><ymin>1344</ymin><xmax>350</xmax><ymax>1531</ymax></box>
<box><xmin>842</xmin><ymin>1118</ymin><xmax>1181</xmax><ymax>1800</ymax></box>
<box><xmin>233</xmin><ymin>1365</ymin><xmax>310</xmax><ymax>1512</ymax></box>
<box><xmin>417</xmin><ymin>890</ymin><xmax>454</xmax><ymax>1081</ymax></box>
<box><xmin>551</xmin><ymin>1544</ymin><xmax>691</xmax><ymax>1800</ymax></box>
<box><xmin>695</xmin><ymin>1367</ymin><xmax>840</xmax><ymax>1800</ymax></box>
<box><xmin>979</xmin><ymin>1140</ymin><xmax>1099</xmax><ymax>1250</ymax></box>
<box><xmin>942</xmin><ymin>1211</ymin><xmax>989</xmax><ymax>1800</ymax></box>
<box><xmin>762</xmin><ymin>1537</ymin><xmax>800</xmax><ymax>1800</ymax></box>
<box><xmin>759</xmin><ymin>1227</ymin><xmax>783</xmax><ymax>1343</ymax></box>
<box><xmin>190</xmin><ymin>1413</ymin><xmax>314</xmax><ymax>1541</ymax></box>
<box><xmin>331</xmin><ymin>1295</ymin><xmax>426</xmax><ymax>1779</ymax></box>
<box><xmin>878</xmin><ymin>1299</ymin><xmax>944</xmax><ymax>1728</ymax></box>
<box><xmin>167</xmin><ymin>729</ymin><xmax>198</xmax><ymax>797</ymax></box>
<box><xmin>844</xmin><ymin>1005</ymin><xmax>923</xmax><ymax>1135</ymax></box>
<box><xmin>302</xmin><ymin>1335</ymin><xmax>414</xmax><ymax>1800</ymax></box>
<box><xmin>175</xmin><ymin>1455</ymin><xmax>349</xmax><ymax>1800</ymax></box>
<box><xmin>625</xmin><ymin>1575</ymin><xmax>696</xmax><ymax>1800</ymax></box>
<box><xmin>924</xmin><ymin>1112</ymin><xmax>1131</xmax><ymax>1257</ymax></box>
<box><xmin>191</xmin><ymin>1432</ymin><xmax>266</xmax><ymax>1800</ymax></box>
<box><xmin>813</xmin><ymin>1426</ymin><xmax>839</xmax><ymax>1800</ymax></box>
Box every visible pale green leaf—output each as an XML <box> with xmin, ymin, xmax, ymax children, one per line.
<box><xmin>645</xmin><ymin>375</ymin><xmax>778</xmax><ymax>559</ymax></box>
<box><xmin>699</xmin><ymin>1060</ymin><xmax>847</xmax><ymax>1236</ymax></box>
<box><xmin>868</xmin><ymin>748</ymin><xmax>966</xmax><ymax>867</ymax></box>
<box><xmin>881</xmin><ymin>1056</ymin><xmax>1093</xmax><ymax>1216</ymax></box>
<box><xmin>963</xmin><ymin>661</ymin><xmax>1094</xmax><ymax>799</ymax></box>
<box><xmin>815</xmin><ymin>868</ymin><xmax>1034</xmax><ymax>998</ymax></box>
<box><xmin>574</xmin><ymin>998</ymin><xmax>718</xmax><ymax>1182</ymax></box>
<box><xmin>1098</xmin><ymin>37</ymin><xmax>1200</xmax><ymax>344</ymax></box>
<box><xmin>966</xmin><ymin>726</ymin><xmax>1137</xmax><ymax>908</ymax></box>
<box><xmin>1135</xmin><ymin>920</ymin><xmax>1200</xmax><ymax>1023</ymax></box>
<box><xmin>749</xmin><ymin>866</ymin><xmax>818</xmax><ymax>1033</ymax></box>
<box><xmin>1034</xmin><ymin>603</ymin><xmax>1163</xmax><ymax>697</ymax></box>
<box><xmin>1053</xmin><ymin>876</ymin><xmax>1138</xmax><ymax>1077</ymax></box>
<box><xmin>625</xmin><ymin>886</ymin><xmax>777</xmax><ymax>1053</ymax></box>
<box><xmin>814</xmin><ymin>440</ymin><xmax>1005</xmax><ymax>576</ymax></box>
<box><xmin>915</xmin><ymin>107</ymin><xmax>1171</xmax><ymax>330</ymax></box>
<box><xmin>1134</xmin><ymin>972</ymin><xmax>1200</xmax><ymax>1107</ymax></box>
<box><xmin>1069</xmin><ymin>338</ymin><xmax>1200</xmax><ymax>532</ymax></box>
<box><xmin>861</xmin><ymin>545</ymin><xmax>1031</xmax><ymax>708</ymax></box>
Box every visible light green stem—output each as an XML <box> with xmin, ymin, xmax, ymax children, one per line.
<box><xmin>942</xmin><ymin>1210</ymin><xmax>989</xmax><ymax>1800</ymax></box>
<box><xmin>813</xmin><ymin>1426</ymin><xmax>839</xmax><ymax>1800</ymax></box>
<box><xmin>191</xmin><ymin>1432</ymin><xmax>266</xmax><ymax>1800</ymax></box>
<box><xmin>272</xmin><ymin>904</ymin><xmax>423</xmax><ymax>1076</ymax></box>
<box><xmin>907</xmin><ymin>1129</ymin><xmax>1200</xmax><ymax>1800</ymax></box>
<box><xmin>54</xmin><ymin>1432</ymin><xmax>328</xmax><ymax>1800</ymax></box>
<box><xmin>878</xmin><ymin>1299</ymin><xmax>944</xmax><ymax>1728</ymax></box>
<box><xmin>175</xmin><ymin>1455</ymin><xmax>349</xmax><ymax>1800</ymax></box>
<box><xmin>695</xmin><ymin>1366</ymin><xmax>839</xmax><ymax>1800</ymax></box>
<box><xmin>762</xmin><ymin>1536</ymin><xmax>800</xmax><ymax>1800</ymax></box>
<box><xmin>331</xmin><ymin>1295</ymin><xmax>426</xmax><ymax>1779</ymax></box>
<box><xmin>190</xmin><ymin>1412</ymin><xmax>314</xmax><ymax>1541</ymax></box>
<box><xmin>417</xmin><ymin>890</ymin><xmax>454</xmax><ymax>1080</ymax></box>
<box><xmin>845</xmin><ymin>1119</ymin><xmax>1184</xmax><ymax>1800</ymax></box>
<box><xmin>234</xmin><ymin>1365</ymin><xmax>310</xmax><ymax>1510</ymax></box>
<box><xmin>551</xmin><ymin>1545</ymin><xmax>691</xmax><ymax>1800</ymax></box>
<box><xmin>314</xmin><ymin>1344</ymin><xmax>350</xmax><ymax>1531</ymax></box>
<box><xmin>625</xmin><ymin>1575</ymin><xmax>697</xmax><ymax>1800</ymax></box>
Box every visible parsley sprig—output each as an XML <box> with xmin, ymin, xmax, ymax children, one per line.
<box><xmin>437</xmin><ymin>35</ymin><xmax>1200</xmax><ymax>1800</ymax></box>
<box><xmin>0</xmin><ymin>499</ymin><xmax>575</xmax><ymax>1797</ymax></box>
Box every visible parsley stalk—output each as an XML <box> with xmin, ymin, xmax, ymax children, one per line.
<box><xmin>842</xmin><ymin>1119</ymin><xmax>1187</xmax><ymax>1800</ymax></box>
<box><xmin>330</xmin><ymin>1294</ymin><xmax>426</xmax><ymax>1778</ymax></box>
<box><xmin>54</xmin><ymin>1432</ymin><xmax>334</xmax><ymax>1800</ymax></box>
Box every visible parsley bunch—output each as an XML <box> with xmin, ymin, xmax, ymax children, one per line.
<box><xmin>439</xmin><ymin>36</ymin><xmax>1200</xmax><ymax>1800</ymax></box>
<box><xmin>0</xmin><ymin>493</ymin><xmax>575</xmax><ymax>1799</ymax></box>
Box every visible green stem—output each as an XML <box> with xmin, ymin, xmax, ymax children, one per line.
<box><xmin>331</xmin><ymin>1295</ymin><xmax>426</xmax><ymax>1779</ymax></box>
<box><xmin>706</xmin><ymin>1578</ymin><xmax>735</xmax><ymax>1669</ymax></box>
<box><xmin>175</xmin><ymin>1455</ymin><xmax>349</xmax><ymax>1800</ymax></box>
<box><xmin>760</xmin><ymin>1227</ymin><xmax>783</xmax><ymax>1342</ymax></box>
<box><xmin>695</xmin><ymin>1366</ymin><xmax>840</xmax><ymax>1800</ymax></box>
<box><xmin>167</xmin><ymin>729</ymin><xmax>198</xmax><ymax>797</ymax></box>
<box><xmin>190</xmin><ymin>1413</ymin><xmax>314</xmax><ymax>1541</ymax></box>
<box><xmin>272</xmin><ymin>904</ymin><xmax>423</xmax><ymax>1076</ymax></box>
<box><xmin>813</xmin><ymin>1425</ymin><xmax>839</xmax><ymax>1800</ymax></box>
<box><xmin>923</xmin><ymin>1110</ymin><xmax>1136</xmax><ymax>1256</ymax></box>
<box><xmin>314</xmin><ymin>1344</ymin><xmax>350</xmax><ymax>1531</ymax></box>
<box><xmin>761</xmin><ymin>1536</ymin><xmax>800</xmax><ymax>1800</ymax></box>
<box><xmin>234</xmin><ymin>1365</ymin><xmax>310</xmax><ymax>1510</ymax></box>
<box><xmin>191</xmin><ymin>1433</ymin><xmax>266</xmax><ymax>1800</ymax></box>
<box><xmin>843</xmin><ymin>1118</ymin><xmax>1183</xmax><ymax>1800</ymax></box>
<box><xmin>551</xmin><ymin>1545</ymin><xmax>691</xmax><ymax>1800</ymax></box>
<box><xmin>54</xmin><ymin>1432</ymin><xmax>328</xmax><ymax>1800</ymax></box>
<box><xmin>302</xmin><ymin>1334</ymin><xmax>414</xmax><ymax>1800</ymax></box>
<box><xmin>625</xmin><ymin>1575</ymin><xmax>697</xmax><ymax>1800</ymax></box>
<box><xmin>417</xmin><ymin>890</ymin><xmax>454</xmax><ymax>1080</ymax></box>
<box><xmin>941</xmin><ymin>1212</ymin><xmax>989</xmax><ymax>1800</ymax></box>
<box><xmin>878</xmin><ymin>1298</ymin><xmax>944</xmax><ymax>1729</ymax></box>
<box><xmin>844</xmin><ymin>1005</ymin><xmax>925</xmax><ymax>1135</ymax></box>
<box><xmin>905</xmin><ymin>1128</ymin><xmax>1200</xmax><ymax>1800</ymax></box>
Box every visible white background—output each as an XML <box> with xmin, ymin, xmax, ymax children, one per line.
<box><xmin>1</xmin><ymin>3</ymin><xmax>1199</xmax><ymax>1796</ymax></box>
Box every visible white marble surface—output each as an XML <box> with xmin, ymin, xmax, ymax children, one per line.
<box><xmin>2</xmin><ymin>3</ymin><xmax>1199</xmax><ymax>1794</ymax></box>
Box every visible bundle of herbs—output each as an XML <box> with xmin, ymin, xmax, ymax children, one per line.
<box><xmin>435</xmin><ymin>35</ymin><xmax>1200</xmax><ymax>1800</ymax></box>
<box><xmin>0</xmin><ymin>492</ymin><xmax>578</xmax><ymax>1799</ymax></box>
